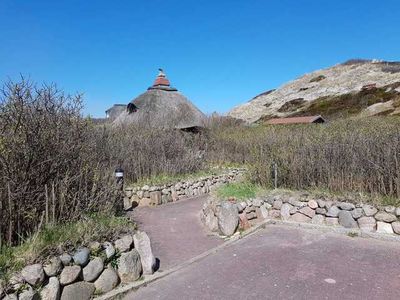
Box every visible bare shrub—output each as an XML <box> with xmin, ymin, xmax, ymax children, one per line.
<box><xmin>95</xmin><ymin>123</ymin><xmax>208</xmax><ymax>183</ymax></box>
<box><xmin>209</xmin><ymin>118</ymin><xmax>400</xmax><ymax>198</ymax></box>
<box><xmin>0</xmin><ymin>79</ymin><xmax>117</xmax><ymax>246</ymax></box>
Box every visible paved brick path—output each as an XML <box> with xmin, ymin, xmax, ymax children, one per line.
<box><xmin>129</xmin><ymin>195</ymin><xmax>223</xmax><ymax>270</ymax></box>
<box><xmin>127</xmin><ymin>199</ymin><xmax>400</xmax><ymax>300</ymax></box>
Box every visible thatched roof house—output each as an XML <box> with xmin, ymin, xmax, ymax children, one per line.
<box><xmin>113</xmin><ymin>69</ymin><xmax>205</xmax><ymax>130</ymax></box>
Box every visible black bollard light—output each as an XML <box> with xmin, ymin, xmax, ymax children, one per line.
<box><xmin>115</xmin><ymin>167</ymin><xmax>124</xmax><ymax>186</ymax></box>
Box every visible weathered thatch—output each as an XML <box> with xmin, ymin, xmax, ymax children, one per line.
<box><xmin>113</xmin><ymin>70</ymin><xmax>205</xmax><ymax>130</ymax></box>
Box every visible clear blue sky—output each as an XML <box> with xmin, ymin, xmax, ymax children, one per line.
<box><xmin>1</xmin><ymin>0</ymin><xmax>399</xmax><ymax>117</ymax></box>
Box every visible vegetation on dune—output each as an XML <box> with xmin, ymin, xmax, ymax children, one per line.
<box><xmin>215</xmin><ymin>182</ymin><xmax>265</xmax><ymax>200</ymax></box>
<box><xmin>295</xmin><ymin>83</ymin><xmax>400</xmax><ymax>119</ymax></box>
<box><xmin>208</xmin><ymin>117</ymin><xmax>400</xmax><ymax>200</ymax></box>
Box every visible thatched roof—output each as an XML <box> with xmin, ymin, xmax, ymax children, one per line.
<box><xmin>113</xmin><ymin>70</ymin><xmax>205</xmax><ymax>129</ymax></box>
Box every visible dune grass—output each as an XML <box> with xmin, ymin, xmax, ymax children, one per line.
<box><xmin>215</xmin><ymin>182</ymin><xmax>266</xmax><ymax>200</ymax></box>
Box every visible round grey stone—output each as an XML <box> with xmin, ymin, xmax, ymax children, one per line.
<box><xmin>73</xmin><ymin>248</ymin><xmax>90</xmax><ymax>266</ymax></box>
<box><xmin>44</xmin><ymin>256</ymin><xmax>63</xmax><ymax>277</ymax></box>
<box><xmin>374</xmin><ymin>212</ymin><xmax>397</xmax><ymax>223</ymax></box>
<box><xmin>60</xmin><ymin>266</ymin><xmax>81</xmax><ymax>286</ymax></box>
<box><xmin>362</xmin><ymin>204</ymin><xmax>378</xmax><ymax>217</ymax></box>
<box><xmin>351</xmin><ymin>208</ymin><xmax>363</xmax><ymax>219</ymax></box>
<box><xmin>326</xmin><ymin>206</ymin><xmax>340</xmax><ymax>217</ymax></box>
<box><xmin>217</xmin><ymin>201</ymin><xmax>239</xmax><ymax>236</ymax></box>
<box><xmin>338</xmin><ymin>211</ymin><xmax>358</xmax><ymax>228</ymax></box>
<box><xmin>40</xmin><ymin>277</ymin><xmax>61</xmax><ymax>300</ymax></box>
<box><xmin>59</xmin><ymin>253</ymin><xmax>72</xmax><ymax>266</ymax></box>
<box><xmin>94</xmin><ymin>268</ymin><xmax>120</xmax><ymax>294</ymax></box>
<box><xmin>83</xmin><ymin>257</ymin><xmax>104</xmax><ymax>282</ymax></box>
<box><xmin>21</xmin><ymin>264</ymin><xmax>45</xmax><ymax>287</ymax></box>
<box><xmin>114</xmin><ymin>235</ymin><xmax>133</xmax><ymax>253</ymax></box>
<box><xmin>357</xmin><ymin>217</ymin><xmax>376</xmax><ymax>232</ymax></box>
<box><xmin>60</xmin><ymin>282</ymin><xmax>94</xmax><ymax>300</ymax></box>
<box><xmin>118</xmin><ymin>249</ymin><xmax>142</xmax><ymax>283</ymax></box>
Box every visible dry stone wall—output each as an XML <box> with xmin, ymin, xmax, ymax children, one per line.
<box><xmin>0</xmin><ymin>231</ymin><xmax>155</xmax><ymax>300</ymax></box>
<box><xmin>123</xmin><ymin>168</ymin><xmax>245</xmax><ymax>209</ymax></box>
<box><xmin>202</xmin><ymin>190</ymin><xmax>400</xmax><ymax>237</ymax></box>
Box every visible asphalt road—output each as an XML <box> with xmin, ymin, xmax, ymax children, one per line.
<box><xmin>126</xmin><ymin>225</ymin><xmax>400</xmax><ymax>300</ymax></box>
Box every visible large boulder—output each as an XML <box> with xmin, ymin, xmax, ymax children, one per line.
<box><xmin>114</xmin><ymin>235</ymin><xmax>133</xmax><ymax>253</ymax></box>
<box><xmin>60</xmin><ymin>282</ymin><xmax>94</xmax><ymax>300</ymax></box>
<box><xmin>290</xmin><ymin>213</ymin><xmax>311</xmax><ymax>223</ymax></box>
<box><xmin>357</xmin><ymin>217</ymin><xmax>376</xmax><ymax>232</ymax></box>
<box><xmin>374</xmin><ymin>212</ymin><xmax>397</xmax><ymax>223</ymax></box>
<box><xmin>392</xmin><ymin>221</ymin><xmax>400</xmax><ymax>234</ymax></box>
<box><xmin>59</xmin><ymin>254</ymin><xmax>72</xmax><ymax>266</ymax></box>
<box><xmin>203</xmin><ymin>212</ymin><xmax>218</xmax><ymax>232</ymax></box>
<box><xmin>44</xmin><ymin>257</ymin><xmax>63</xmax><ymax>277</ymax></box>
<box><xmin>83</xmin><ymin>257</ymin><xmax>104</xmax><ymax>282</ymax></box>
<box><xmin>94</xmin><ymin>268</ymin><xmax>120</xmax><ymax>294</ymax></box>
<box><xmin>376</xmin><ymin>221</ymin><xmax>394</xmax><ymax>234</ymax></box>
<box><xmin>326</xmin><ymin>206</ymin><xmax>340</xmax><ymax>217</ymax></box>
<box><xmin>216</xmin><ymin>201</ymin><xmax>239</xmax><ymax>236</ymax></box>
<box><xmin>103</xmin><ymin>242</ymin><xmax>116</xmax><ymax>258</ymax></box>
<box><xmin>338</xmin><ymin>202</ymin><xmax>355</xmax><ymax>211</ymax></box>
<box><xmin>118</xmin><ymin>249</ymin><xmax>142</xmax><ymax>283</ymax></box>
<box><xmin>40</xmin><ymin>277</ymin><xmax>61</xmax><ymax>300</ymax></box>
<box><xmin>338</xmin><ymin>211</ymin><xmax>358</xmax><ymax>228</ymax></box>
<box><xmin>21</xmin><ymin>264</ymin><xmax>45</xmax><ymax>287</ymax></box>
<box><xmin>280</xmin><ymin>203</ymin><xmax>293</xmax><ymax>221</ymax></box>
<box><xmin>299</xmin><ymin>206</ymin><xmax>316</xmax><ymax>218</ymax></box>
<box><xmin>133</xmin><ymin>231</ymin><xmax>156</xmax><ymax>275</ymax></box>
<box><xmin>73</xmin><ymin>248</ymin><xmax>90</xmax><ymax>266</ymax></box>
<box><xmin>362</xmin><ymin>204</ymin><xmax>378</xmax><ymax>217</ymax></box>
<box><xmin>19</xmin><ymin>286</ymin><xmax>39</xmax><ymax>300</ymax></box>
<box><xmin>60</xmin><ymin>266</ymin><xmax>81</xmax><ymax>286</ymax></box>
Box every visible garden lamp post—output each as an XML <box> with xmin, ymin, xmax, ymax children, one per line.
<box><xmin>115</xmin><ymin>167</ymin><xmax>124</xmax><ymax>186</ymax></box>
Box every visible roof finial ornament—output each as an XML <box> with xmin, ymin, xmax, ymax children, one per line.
<box><xmin>158</xmin><ymin>68</ymin><xmax>166</xmax><ymax>77</ymax></box>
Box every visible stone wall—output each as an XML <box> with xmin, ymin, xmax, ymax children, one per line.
<box><xmin>0</xmin><ymin>231</ymin><xmax>155</xmax><ymax>300</ymax></box>
<box><xmin>123</xmin><ymin>168</ymin><xmax>245</xmax><ymax>210</ymax></box>
<box><xmin>202</xmin><ymin>190</ymin><xmax>400</xmax><ymax>237</ymax></box>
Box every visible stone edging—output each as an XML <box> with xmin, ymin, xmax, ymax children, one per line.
<box><xmin>0</xmin><ymin>231</ymin><xmax>156</xmax><ymax>300</ymax></box>
<box><xmin>123</xmin><ymin>168</ymin><xmax>245</xmax><ymax>209</ymax></box>
<box><xmin>201</xmin><ymin>190</ymin><xmax>400</xmax><ymax>237</ymax></box>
